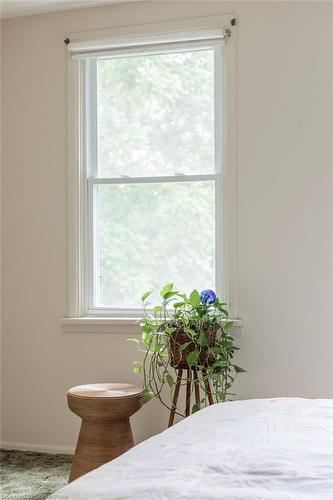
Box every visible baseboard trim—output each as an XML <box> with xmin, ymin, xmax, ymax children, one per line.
<box><xmin>1</xmin><ymin>441</ymin><xmax>74</xmax><ymax>455</ymax></box>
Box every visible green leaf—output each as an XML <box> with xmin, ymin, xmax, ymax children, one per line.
<box><xmin>141</xmin><ymin>290</ymin><xmax>153</xmax><ymax>302</ymax></box>
<box><xmin>141</xmin><ymin>323</ymin><xmax>152</xmax><ymax>334</ymax></box>
<box><xmin>173</xmin><ymin>302</ymin><xmax>185</xmax><ymax>308</ymax></box>
<box><xmin>179</xmin><ymin>341</ymin><xmax>191</xmax><ymax>352</ymax></box>
<box><xmin>152</xmin><ymin>305</ymin><xmax>163</xmax><ymax>315</ymax></box>
<box><xmin>160</xmin><ymin>283</ymin><xmax>173</xmax><ymax>298</ymax></box>
<box><xmin>198</xmin><ymin>334</ymin><xmax>208</xmax><ymax>347</ymax></box>
<box><xmin>192</xmin><ymin>404</ymin><xmax>200</xmax><ymax>414</ymax></box>
<box><xmin>163</xmin><ymin>291</ymin><xmax>179</xmax><ymax>300</ymax></box>
<box><xmin>212</xmin><ymin>365</ymin><xmax>223</xmax><ymax>373</ymax></box>
<box><xmin>132</xmin><ymin>362</ymin><xmax>143</xmax><ymax>374</ymax></box>
<box><xmin>189</xmin><ymin>289</ymin><xmax>200</xmax><ymax>308</ymax></box>
<box><xmin>224</xmin><ymin>321</ymin><xmax>234</xmax><ymax>329</ymax></box>
<box><xmin>184</xmin><ymin>327</ymin><xmax>197</xmax><ymax>337</ymax></box>
<box><xmin>186</xmin><ymin>350</ymin><xmax>200</xmax><ymax>366</ymax></box>
<box><xmin>142</xmin><ymin>388</ymin><xmax>153</xmax><ymax>404</ymax></box>
<box><xmin>212</xmin><ymin>360</ymin><xmax>229</xmax><ymax>368</ymax></box>
<box><xmin>233</xmin><ymin>365</ymin><xmax>247</xmax><ymax>373</ymax></box>
<box><xmin>127</xmin><ymin>338</ymin><xmax>140</xmax><ymax>344</ymax></box>
<box><xmin>164</xmin><ymin>327</ymin><xmax>176</xmax><ymax>334</ymax></box>
<box><xmin>141</xmin><ymin>332</ymin><xmax>152</xmax><ymax>345</ymax></box>
<box><xmin>166</xmin><ymin>374</ymin><xmax>174</xmax><ymax>388</ymax></box>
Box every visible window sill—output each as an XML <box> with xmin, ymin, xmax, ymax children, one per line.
<box><xmin>60</xmin><ymin>317</ymin><xmax>243</xmax><ymax>335</ymax></box>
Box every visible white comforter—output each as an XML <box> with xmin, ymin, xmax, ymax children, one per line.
<box><xmin>54</xmin><ymin>398</ymin><xmax>333</xmax><ymax>499</ymax></box>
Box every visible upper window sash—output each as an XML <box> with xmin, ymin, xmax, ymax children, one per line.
<box><xmin>84</xmin><ymin>42</ymin><xmax>223</xmax><ymax>182</ymax></box>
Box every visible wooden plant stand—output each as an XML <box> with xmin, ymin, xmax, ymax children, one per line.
<box><xmin>67</xmin><ymin>383</ymin><xmax>143</xmax><ymax>482</ymax></box>
<box><xmin>168</xmin><ymin>367</ymin><xmax>214</xmax><ymax>427</ymax></box>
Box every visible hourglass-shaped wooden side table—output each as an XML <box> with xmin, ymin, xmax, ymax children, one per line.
<box><xmin>67</xmin><ymin>383</ymin><xmax>143</xmax><ymax>482</ymax></box>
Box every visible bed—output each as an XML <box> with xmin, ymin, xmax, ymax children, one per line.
<box><xmin>53</xmin><ymin>398</ymin><xmax>333</xmax><ymax>499</ymax></box>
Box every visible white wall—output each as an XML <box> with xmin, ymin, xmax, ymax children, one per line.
<box><xmin>1</xmin><ymin>1</ymin><xmax>333</xmax><ymax>452</ymax></box>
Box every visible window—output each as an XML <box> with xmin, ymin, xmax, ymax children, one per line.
<box><xmin>66</xmin><ymin>17</ymin><xmax>237</xmax><ymax>321</ymax></box>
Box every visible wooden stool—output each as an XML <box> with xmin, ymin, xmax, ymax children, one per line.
<box><xmin>67</xmin><ymin>383</ymin><xmax>143</xmax><ymax>482</ymax></box>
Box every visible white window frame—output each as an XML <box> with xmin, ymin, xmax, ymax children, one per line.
<box><xmin>63</xmin><ymin>15</ymin><xmax>239</xmax><ymax>333</ymax></box>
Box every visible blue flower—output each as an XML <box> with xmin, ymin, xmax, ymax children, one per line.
<box><xmin>200</xmin><ymin>289</ymin><xmax>216</xmax><ymax>305</ymax></box>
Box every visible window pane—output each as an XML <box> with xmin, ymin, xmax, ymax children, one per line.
<box><xmin>95</xmin><ymin>182</ymin><xmax>215</xmax><ymax>308</ymax></box>
<box><xmin>97</xmin><ymin>48</ymin><xmax>215</xmax><ymax>177</ymax></box>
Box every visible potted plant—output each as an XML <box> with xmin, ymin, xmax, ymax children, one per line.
<box><xmin>130</xmin><ymin>283</ymin><xmax>245</xmax><ymax>424</ymax></box>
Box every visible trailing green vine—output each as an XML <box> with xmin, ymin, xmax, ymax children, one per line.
<box><xmin>129</xmin><ymin>284</ymin><xmax>245</xmax><ymax>417</ymax></box>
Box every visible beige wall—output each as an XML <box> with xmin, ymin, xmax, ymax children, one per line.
<box><xmin>1</xmin><ymin>1</ymin><xmax>333</xmax><ymax>452</ymax></box>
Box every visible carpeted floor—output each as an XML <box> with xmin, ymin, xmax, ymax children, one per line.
<box><xmin>0</xmin><ymin>449</ymin><xmax>72</xmax><ymax>500</ymax></box>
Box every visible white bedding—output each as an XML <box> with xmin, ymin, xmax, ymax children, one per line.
<box><xmin>53</xmin><ymin>398</ymin><xmax>333</xmax><ymax>499</ymax></box>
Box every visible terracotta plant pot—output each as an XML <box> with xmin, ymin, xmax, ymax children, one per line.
<box><xmin>167</xmin><ymin>326</ymin><xmax>218</xmax><ymax>369</ymax></box>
